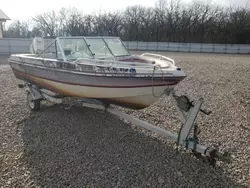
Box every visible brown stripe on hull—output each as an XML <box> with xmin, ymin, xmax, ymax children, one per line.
<box><xmin>12</xmin><ymin>70</ymin><xmax>152</xmax><ymax>109</ymax></box>
<box><xmin>13</xmin><ymin>70</ymin><xmax>88</xmax><ymax>97</ymax></box>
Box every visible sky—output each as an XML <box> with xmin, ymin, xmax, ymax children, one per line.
<box><xmin>1</xmin><ymin>0</ymin><xmax>249</xmax><ymax>22</ymax></box>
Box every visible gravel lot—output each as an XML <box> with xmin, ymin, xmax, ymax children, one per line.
<box><xmin>0</xmin><ymin>52</ymin><xmax>250</xmax><ymax>188</ymax></box>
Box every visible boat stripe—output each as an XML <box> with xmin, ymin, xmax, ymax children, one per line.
<box><xmin>12</xmin><ymin>68</ymin><xmax>181</xmax><ymax>88</ymax></box>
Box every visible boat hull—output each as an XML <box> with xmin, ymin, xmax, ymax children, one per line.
<box><xmin>9</xmin><ymin>60</ymin><xmax>184</xmax><ymax>109</ymax></box>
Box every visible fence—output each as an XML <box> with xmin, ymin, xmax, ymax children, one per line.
<box><xmin>0</xmin><ymin>38</ymin><xmax>250</xmax><ymax>55</ymax></box>
<box><xmin>0</xmin><ymin>38</ymin><xmax>54</xmax><ymax>55</ymax></box>
<box><xmin>124</xmin><ymin>41</ymin><xmax>250</xmax><ymax>54</ymax></box>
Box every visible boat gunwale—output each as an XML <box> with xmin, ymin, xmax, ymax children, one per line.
<box><xmin>9</xmin><ymin>55</ymin><xmax>185</xmax><ymax>78</ymax></box>
<box><xmin>10</xmin><ymin>53</ymin><xmax>163</xmax><ymax>69</ymax></box>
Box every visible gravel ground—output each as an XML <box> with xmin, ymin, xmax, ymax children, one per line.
<box><xmin>0</xmin><ymin>56</ymin><xmax>9</xmax><ymax>65</ymax></box>
<box><xmin>0</xmin><ymin>52</ymin><xmax>250</xmax><ymax>188</ymax></box>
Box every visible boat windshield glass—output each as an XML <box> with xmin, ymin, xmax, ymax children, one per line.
<box><xmin>104</xmin><ymin>38</ymin><xmax>130</xmax><ymax>57</ymax></box>
<box><xmin>84</xmin><ymin>38</ymin><xmax>113</xmax><ymax>58</ymax></box>
<box><xmin>85</xmin><ymin>37</ymin><xmax>130</xmax><ymax>58</ymax></box>
<box><xmin>58</xmin><ymin>38</ymin><xmax>93</xmax><ymax>60</ymax></box>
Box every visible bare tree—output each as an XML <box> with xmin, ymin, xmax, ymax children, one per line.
<box><xmin>123</xmin><ymin>5</ymin><xmax>149</xmax><ymax>41</ymax></box>
<box><xmin>32</xmin><ymin>10</ymin><xmax>59</xmax><ymax>37</ymax></box>
<box><xmin>3</xmin><ymin>21</ymin><xmax>31</xmax><ymax>38</ymax></box>
<box><xmin>3</xmin><ymin>0</ymin><xmax>250</xmax><ymax>44</ymax></box>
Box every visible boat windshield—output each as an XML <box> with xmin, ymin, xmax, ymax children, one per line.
<box><xmin>85</xmin><ymin>37</ymin><xmax>130</xmax><ymax>58</ymax></box>
<box><xmin>57</xmin><ymin>38</ymin><xmax>93</xmax><ymax>61</ymax></box>
<box><xmin>103</xmin><ymin>38</ymin><xmax>130</xmax><ymax>57</ymax></box>
<box><xmin>84</xmin><ymin>38</ymin><xmax>114</xmax><ymax>58</ymax></box>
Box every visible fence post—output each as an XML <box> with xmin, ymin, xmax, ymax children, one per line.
<box><xmin>8</xmin><ymin>39</ymin><xmax>11</xmax><ymax>55</ymax></box>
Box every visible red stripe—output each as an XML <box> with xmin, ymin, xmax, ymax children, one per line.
<box><xmin>12</xmin><ymin>68</ymin><xmax>180</xmax><ymax>88</ymax></box>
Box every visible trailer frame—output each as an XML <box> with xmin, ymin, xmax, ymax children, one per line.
<box><xmin>18</xmin><ymin>82</ymin><xmax>231</xmax><ymax>166</ymax></box>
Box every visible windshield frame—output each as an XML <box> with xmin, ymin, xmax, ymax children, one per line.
<box><xmin>84</xmin><ymin>37</ymin><xmax>115</xmax><ymax>59</ymax></box>
<box><xmin>102</xmin><ymin>37</ymin><xmax>131</xmax><ymax>57</ymax></box>
<box><xmin>57</xmin><ymin>37</ymin><xmax>94</xmax><ymax>61</ymax></box>
<box><xmin>56</xmin><ymin>36</ymin><xmax>131</xmax><ymax>61</ymax></box>
<box><xmin>85</xmin><ymin>36</ymin><xmax>131</xmax><ymax>58</ymax></box>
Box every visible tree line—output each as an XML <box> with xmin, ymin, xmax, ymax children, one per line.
<box><xmin>3</xmin><ymin>0</ymin><xmax>250</xmax><ymax>44</ymax></box>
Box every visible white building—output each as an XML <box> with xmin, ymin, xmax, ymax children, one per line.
<box><xmin>0</xmin><ymin>9</ymin><xmax>10</xmax><ymax>38</ymax></box>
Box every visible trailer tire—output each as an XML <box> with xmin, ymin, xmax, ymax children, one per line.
<box><xmin>27</xmin><ymin>91</ymin><xmax>40</xmax><ymax>111</ymax></box>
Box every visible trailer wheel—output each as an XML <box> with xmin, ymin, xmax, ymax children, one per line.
<box><xmin>27</xmin><ymin>91</ymin><xmax>40</xmax><ymax>111</ymax></box>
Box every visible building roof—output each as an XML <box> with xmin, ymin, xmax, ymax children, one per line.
<box><xmin>0</xmin><ymin>9</ymin><xmax>10</xmax><ymax>21</ymax></box>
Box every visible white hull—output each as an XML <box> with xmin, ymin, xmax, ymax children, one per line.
<box><xmin>24</xmin><ymin>72</ymin><xmax>171</xmax><ymax>108</ymax></box>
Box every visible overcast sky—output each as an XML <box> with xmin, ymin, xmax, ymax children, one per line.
<box><xmin>1</xmin><ymin>0</ymin><xmax>249</xmax><ymax>22</ymax></box>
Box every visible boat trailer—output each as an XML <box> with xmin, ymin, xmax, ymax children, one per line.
<box><xmin>19</xmin><ymin>82</ymin><xmax>231</xmax><ymax>167</ymax></box>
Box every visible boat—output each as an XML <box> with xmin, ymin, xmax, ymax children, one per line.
<box><xmin>8</xmin><ymin>36</ymin><xmax>232</xmax><ymax>166</ymax></box>
<box><xmin>8</xmin><ymin>36</ymin><xmax>186</xmax><ymax>109</ymax></box>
